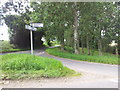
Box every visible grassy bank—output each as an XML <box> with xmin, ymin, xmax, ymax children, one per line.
<box><xmin>46</xmin><ymin>47</ymin><xmax>118</xmax><ymax>65</ymax></box>
<box><xmin>0</xmin><ymin>54</ymin><xmax>75</xmax><ymax>80</ymax></box>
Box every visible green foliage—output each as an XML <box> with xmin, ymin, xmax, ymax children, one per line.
<box><xmin>30</xmin><ymin>2</ymin><xmax>118</xmax><ymax>55</ymax></box>
<box><xmin>3</xmin><ymin>2</ymin><xmax>119</xmax><ymax>54</ymax></box>
<box><xmin>0</xmin><ymin>41</ymin><xmax>28</xmax><ymax>53</ymax></box>
<box><xmin>0</xmin><ymin>54</ymin><xmax>75</xmax><ymax>79</ymax></box>
<box><xmin>64</xmin><ymin>46</ymin><xmax>74</xmax><ymax>53</ymax></box>
<box><xmin>4</xmin><ymin>15</ymin><xmax>30</xmax><ymax>48</ymax></box>
<box><xmin>43</xmin><ymin>40</ymin><xmax>60</xmax><ymax>47</ymax></box>
<box><xmin>46</xmin><ymin>47</ymin><xmax>118</xmax><ymax>64</ymax></box>
<box><xmin>1</xmin><ymin>49</ymin><xmax>28</xmax><ymax>53</ymax></box>
<box><xmin>4</xmin><ymin>15</ymin><xmax>44</xmax><ymax>49</ymax></box>
<box><xmin>0</xmin><ymin>41</ymin><xmax>14</xmax><ymax>50</ymax></box>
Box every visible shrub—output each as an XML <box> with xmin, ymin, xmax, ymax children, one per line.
<box><xmin>0</xmin><ymin>41</ymin><xmax>14</xmax><ymax>51</ymax></box>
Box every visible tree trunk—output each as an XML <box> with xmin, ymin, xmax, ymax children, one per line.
<box><xmin>98</xmin><ymin>39</ymin><xmax>102</xmax><ymax>56</ymax></box>
<box><xmin>73</xmin><ymin>2</ymin><xmax>80</xmax><ymax>54</ymax></box>
<box><xmin>115</xmin><ymin>46</ymin><xmax>118</xmax><ymax>56</ymax></box>
<box><xmin>86</xmin><ymin>36</ymin><xmax>90</xmax><ymax>55</ymax></box>
<box><xmin>81</xmin><ymin>37</ymin><xmax>84</xmax><ymax>54</ymax></box>
<box><xmin>115</xmin><ymin>40</ymin><xmax>119</xmax><ymax>56</ymax></box>
<box><xmin>98</xmin><ymin>24</ymin><xmax>102</xmax><ymax>56</ymax></box>
<box><xmin>58</xmin><ymin>23</ymin><xmax>65</xmax><ymax>51</ymax></box>
<box><xmin>60</xmin><ymin>36</ymin><xmax>64</xmax><ymax>51</ymax></box>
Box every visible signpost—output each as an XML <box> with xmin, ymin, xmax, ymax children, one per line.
<box><xmin>25</xmin><ymin>23</ymin><xmax>43</xmax><ymax>54</ymax></box>
<box><xmin>30</xmin><ymin>30</ymin><xmax>33</xmax><ymax>54</ymax></box>
<box><xmin>25</xmin><ymin>25</ymin><xmax>37</xmax><ymax>31</ymax></box>
<box><xmin>30</xmin><ymin>23</ymin><xmax>43</xmax><ymax>28</ymax></box>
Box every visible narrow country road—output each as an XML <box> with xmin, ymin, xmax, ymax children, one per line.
<box><xmin>0</xmin><ymin>49</ymin><xmax>118</xmax><ymax>88</ymax></box>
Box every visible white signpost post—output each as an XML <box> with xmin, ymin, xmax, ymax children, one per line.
<box><xmin>25</xmin><ymin>23</ymin><xmax>43</xmax><ymax>55</ymax></box>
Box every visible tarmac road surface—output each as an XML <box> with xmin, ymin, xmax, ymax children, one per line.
<box><xmin>0</xmin><ymin>49</ymin><xmax>118</xmax><ymax>88</ymax></box>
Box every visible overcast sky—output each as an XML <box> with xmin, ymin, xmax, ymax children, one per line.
<box><xmin>0</xmin><ymin>24</ymin><xmax>9</xmax><ymax>41</ymax></box>
<box><xmin>0</xmin><ymin>0</ymin><xmax>29</xmax><ymax>41</ymax></box>
<box><xmin>0</xmin><ymin>0</ymin><xmax>9</xmax><ymax>41</ymax></box>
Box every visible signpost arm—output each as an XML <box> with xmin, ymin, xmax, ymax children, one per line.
<box><xmin>30</xmin><ymin>30</ymin><xmax>33</xmax><ymax>54</ymax></box>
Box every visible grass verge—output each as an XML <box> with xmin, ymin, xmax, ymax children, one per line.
<box><xmin>0</xmin><ymin>54</ymin><xmax>75</xmax><ymax>80</ymax></box>
<box><xmin>0</xmin><ymin>49</ymin><xmax>28</xmax><ymax>53</ymax></box>
<box><xmin>0</xmin><ymin>41</ymin><xmax>28</xmax><ymax>53</ymax></box>
<box><xmin>46</xmin><ymin>47</ymin><xmax>118</xmax><ymax>65</ymax></box>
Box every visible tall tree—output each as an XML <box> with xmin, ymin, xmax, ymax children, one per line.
<box><xmin>73</xmin><ymin>2</ymin><xmax>80</xmax><ymax>54</ymax></box>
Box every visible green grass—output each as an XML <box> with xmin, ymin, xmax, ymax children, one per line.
<box><xmin>43</xmin><ymin>40</ymin><xmax>60</xmax><ymax>47</ymax></box>
<box><xmin>0</xmin><ymin>48</ymin><xmax>28</xmax><ymax>53</ymax></box>
<box><xmin>0</xmin><ymin>41</ymin><xmax>14</xmax><ymax>50</ymax></box>
<box><xmin>0</xmin><ymin>41</ymin><xmax>28</xmax><ymax>53</ymax></box>
<box><xmin>0</xmin><ymin>54</ymin><xmax>75</xmax><ymax>80</ymax></box>
<box><xmin>46</xmin><ymin>47</ymin><xmax>118</xmax><ymax>65</ymax></box>
<box><xmin>64</xmin><ymin>46</ymin><xmax>116</xmax><ymax>56</ymax></box>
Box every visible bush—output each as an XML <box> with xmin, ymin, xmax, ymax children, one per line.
<box><xmin>64</xmin><ymin>46</ymin><xmax>74</xmax><ymax>53</ymax></box>
<box><xmin>0</xmin><ymin>41</ymin><xmax>14</xmax><ymax>50</ymax></box>
<box><xmin>0</xmin><ymin>41</ymin><xmax>28</xmax><ymax>53</ymax></box>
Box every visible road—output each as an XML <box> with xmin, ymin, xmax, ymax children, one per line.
<box><xmin>0</xmin><ymin>49</ymin><xmax>118</xmax><ymax>88</ymax></box>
